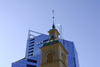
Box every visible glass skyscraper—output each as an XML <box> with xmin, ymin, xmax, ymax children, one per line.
<box><xmin>11</xmin><ymin>30</ymin><xmax>79</xmax><ymax>67</ymax></box>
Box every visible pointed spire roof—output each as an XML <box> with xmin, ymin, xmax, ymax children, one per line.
<box><xmin>49</xmin><ymin>23</ymin><xmax>56</xmax><ymax>31</ymax></box>
<box><xmin>52</xmin><ymin>23</ymin><xmax>55</xmax><ymax>29</ymax></box>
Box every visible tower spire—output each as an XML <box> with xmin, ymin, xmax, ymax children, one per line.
<box><xmin>52</xmin><ymin>10</ymin><xmax>54</xmax><ymax>24</ymax></box>
<box><xmin>52</xmin><ymin>10</ymin><xmax>55</xmax><ymax>29</ymax></box>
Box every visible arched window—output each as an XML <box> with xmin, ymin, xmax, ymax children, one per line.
<box><xmin>47</xmin><ymin>52</ymin><xmax>53</xmax><ymax>62</ymax></box>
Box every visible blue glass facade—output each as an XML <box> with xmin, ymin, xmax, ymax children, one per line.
<box><xmin>11</xmin><ymin>34</ymin><xmax>79</xmax><ymax>67</ymax></box>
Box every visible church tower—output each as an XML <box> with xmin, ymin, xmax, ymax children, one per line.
<box><xmin>40</xmin><ymin>23</ymin><xmax>68</xmax><ymax>67</ymax></box>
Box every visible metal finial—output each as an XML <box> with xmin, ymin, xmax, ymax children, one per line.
<box><xmin>52</xmin><ymin>10</ymin><xmax>55</xmax><ymax>29</ymax></box>
<box><xmin>52</xmin><ymin>10</ymin><xmax>54</xmax><ymax>24</ymax></box>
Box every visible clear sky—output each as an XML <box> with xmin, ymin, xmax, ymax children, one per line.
<box><xmin>0</xmin><ymin>0</ymin><xmax>100</xmax><ymax>67</ymax></box>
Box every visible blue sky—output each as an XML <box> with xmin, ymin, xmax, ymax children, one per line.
<box><xmin>0</xmin><ymin>0</ymin><xmax>100</xmax><ymax>67</ymax></box>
